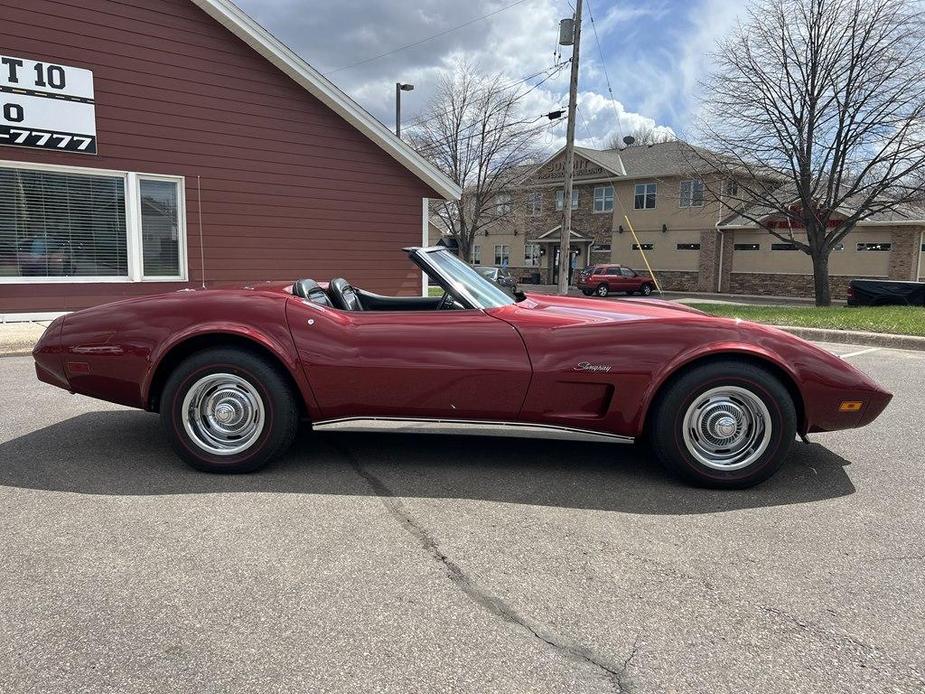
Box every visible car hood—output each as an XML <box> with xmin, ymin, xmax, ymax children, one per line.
<box><xmin>493</xmin><ymin>293</ymin><xmax>707</xmax><ymax>326</ymax></box>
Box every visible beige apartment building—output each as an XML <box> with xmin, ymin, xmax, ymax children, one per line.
<box><xmin>434</xmin><ymin>141</ymin><xmax>924</xmax><ymax>299</ymax></box>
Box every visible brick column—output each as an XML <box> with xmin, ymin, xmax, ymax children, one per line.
<box><xmin>697</xmin><ymin>229</ymin><xmax>721</xmax><ymax>292</ymax></box>
<box><xmin>888</xmin><ymin>227</ymin><xmax>922</xmax><ymax>281</ymax></box>
<box><xmin>718</xmin><ymin>230</ymin><xmax>734</xmax><ymax>293</ymax></box>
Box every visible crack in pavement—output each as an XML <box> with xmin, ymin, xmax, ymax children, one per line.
<box><xmin>341</xmin><ymin>450</ymin><xmax>637</xmax><ymax>692</ymax></box>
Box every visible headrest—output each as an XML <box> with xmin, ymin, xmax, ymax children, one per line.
<box><xmin>292</xmin><ymin>279</ymin><xmax>320</xmax><ymax>298</ymax></box>
<box><xmin>292</xmin><ymin>279</ymin><xmax>331</xmax><ymax>307</ymax></box>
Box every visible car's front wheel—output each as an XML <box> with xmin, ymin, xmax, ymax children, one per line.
<box><xmin>650</xmin><ymin>360</ymin><xmax>796</xmax><ymax>488</ymax></box>
<box><xmin>161</xmin><ymin>347</ymin><xmax>299</xmax><ymax>473</ymax></box>
<box><xmin>596</xmin><ymin>284</ymin><xmax>609</xmax><ymax>297</ymax></box>
<box><xmin>581</xmin><ymin>289</ymin><xmax>593</xmax><ymax>296</ymax></box>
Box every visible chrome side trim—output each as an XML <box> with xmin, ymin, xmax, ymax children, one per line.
<box><xmin>311</xmin><ymin>416</ymin><xmax>634</xmax><ymax>444</ymax></box>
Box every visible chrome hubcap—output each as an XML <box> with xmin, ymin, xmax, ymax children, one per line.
<box><xmin>682</xmin><ymin>386</ymin><xmax>772</xmax><ymax>471</ymax></box>
<box><xmin>181</xmin><ymin>373</ymin><xmax>265</xmax><ymax>456</ymax></box>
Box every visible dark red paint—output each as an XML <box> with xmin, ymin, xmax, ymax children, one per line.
<box><xmin>33</xmin><ymin>285</ymin><xmax>892</xmax><ymax>439</ymax></box>
<box><xmin>576</xmin><ymin>264</ymin><xmax>655</xmax><ymax>295</ymax></box>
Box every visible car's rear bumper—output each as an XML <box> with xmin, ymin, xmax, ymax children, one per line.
<box><xmin>32</xmin><ymin>316</ymin><xmax>69</xmax><ymax>391</ymax></box>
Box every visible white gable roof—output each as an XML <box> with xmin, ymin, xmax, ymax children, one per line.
<box><xmin>192</xmin><ymin>0</ymin><xmax>461</xmax><ymax>201</ymax></box>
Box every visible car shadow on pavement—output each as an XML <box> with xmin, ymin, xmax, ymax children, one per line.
<box><xmin>0</xmin><ymin>410</ymin><xmax>856</xmax><ymax>514</ymax></box>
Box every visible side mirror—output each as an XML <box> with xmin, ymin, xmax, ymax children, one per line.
<box><xmin>513</xmin><ymin>289</ymin><xmax>526</xmax><ymax>302</ymax></box>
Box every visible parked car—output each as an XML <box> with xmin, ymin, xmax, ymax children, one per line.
<box><xmin>577</xmin><ymin>264</ymin><xmax>656</xmax><ymax>297</ymax></box>
<box><xmin>477</xmin><ymin>265</ymin><xmax>517</xmax><ymax>290</ymax></box>
<box><xmin>33</xmin><ymin>246</ymin><xmax>891</xmax><ymax>489</ymax></box>
<box><xmin>847</xmin><ymin>279</ymin><xmax>925</xmax><ymax>306</ymax></box>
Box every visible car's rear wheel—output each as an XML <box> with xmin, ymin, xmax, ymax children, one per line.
<box><xmin>640</xmin><ymin>283</ymin><xmax>653</xmax><ymax>296</ymax></box>
<box><xmin>581</xmin><ymin>289</ymin><xmax>593</xmax><ymax>296</ymax></box>
<box><xmin>596</xmin><ymin>284</ymin><xmax>609</xmax><ymax>297</ymax></box>
<box><xmin>161</xmin><ymin>347</ymin><xmax>299</xmax><ymax>473</ymax></box>
<box><xmin>650</xmin><ymin>360</ymin><xmax>796</xmax><ymax>488</ymax></box>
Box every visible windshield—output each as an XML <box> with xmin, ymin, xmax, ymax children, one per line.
<box><xmin>423</xmin><ymin>249</ymin><xmax>515</xmax><ymax>308</ymax></box>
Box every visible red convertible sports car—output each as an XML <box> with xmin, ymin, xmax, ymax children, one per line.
<box><xmin>33</xmin><ymin>247</ymin><xmax>891</xmax><ymax>488</ymax></box>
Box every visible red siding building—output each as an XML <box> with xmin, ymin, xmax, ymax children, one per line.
<box><xmin>0</xmin><ymin>0</ymin><xmax>458</xmax><ymax>318</ymax></box>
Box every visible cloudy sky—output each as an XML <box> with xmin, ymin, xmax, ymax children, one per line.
<box><xmin>236</xmin><ymin>0</ymin><xmax>743</xmax><ymax>152</ymax></box>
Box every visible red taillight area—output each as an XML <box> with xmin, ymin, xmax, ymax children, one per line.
<box><xmin>32</xmin><ymin>317</ymin><xmax>70</xmax><ymax>391</ymax></box>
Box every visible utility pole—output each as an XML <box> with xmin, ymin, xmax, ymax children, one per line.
<box><xmin>558</xmin><ymin>0</ymin><xmax>582</xmax><ymax>295</ymax></box>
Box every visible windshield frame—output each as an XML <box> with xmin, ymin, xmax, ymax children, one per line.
<box><xmin>409</xmin><ymin>247</ymin><xmax>516</xmax><ymax>310</ymax></box>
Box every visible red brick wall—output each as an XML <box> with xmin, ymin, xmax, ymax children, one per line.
<box><xmin>727</xmin><ymin>273</ymin><xmax>884</xmax><ymax>299</ymax></box>
<box><xmin>0</xmin><ymin>0</ymin><xmax>436</xmax><ymax>312</ymax></box>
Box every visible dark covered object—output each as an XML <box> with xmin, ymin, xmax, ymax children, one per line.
<box><xmin>848</xmin><ymin>279</ymin><xmax>925</xmax><ymax>306</ymax></box>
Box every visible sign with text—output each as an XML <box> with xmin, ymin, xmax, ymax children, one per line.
<box><xmin>0</xmin><ymin>55</ymin><xmax>97</xmax><ymax>154</ymax></box>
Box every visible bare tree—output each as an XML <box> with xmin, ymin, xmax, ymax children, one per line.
<box><xmin>606</xmin><ymin>124</ymin><xmax>676</xmax><ymax>150</ymax></box>
<box><xmin>408</xmin><ymin>63</ymin><xmax>547</xmax><ymax>261</ymax></box>
<box><xmin>693</xmin><ymin>0</ymin><xmax>925</xmax><ymax>305</ymax></box>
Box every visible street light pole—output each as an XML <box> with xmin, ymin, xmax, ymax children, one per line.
<box><xmin>558</xmin><ymin>0</ymin><xmax>582</xmax><ymax>295</ymax></box>
<box><xmin>395</xmin><ymin>82</ymin><xmax>414</xmax><ymax>137</ymax></box>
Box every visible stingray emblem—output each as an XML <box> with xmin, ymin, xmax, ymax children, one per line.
<box><xmin>573</xmin><ymin>361</ymin><xmax>612</xmax><ymax>373</ymax></box>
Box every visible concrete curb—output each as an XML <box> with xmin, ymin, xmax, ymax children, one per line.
<box><xmin>776</xmin><ymin>325</ymin><xmax>925</xmax><ymax>351</ymax></box>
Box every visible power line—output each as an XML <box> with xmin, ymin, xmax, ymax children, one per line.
<box><xmin>402</xmin><ymin>61</ymin><xmax>570</xmax><ymax>152</ymax></box>
<box><xmin>412</xmin><ymin>109</ymin><xmax>565</xmax><ymax>157</ymax></box>
<box><xmin>325</xmin><ymin>0</ymin><xmax>538</xmax><ymax>74</ymax></box>
<box><xmin>586</xmin><ymin>0</ymin><xmax>624</xmax><ymax>146</ymax></box>
<box><xmin>402</xmin><ymin>59</ymin><xmax>570</xmax><ymax>131</ymax></box>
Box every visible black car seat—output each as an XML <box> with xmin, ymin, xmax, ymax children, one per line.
<box><xmin>292</xmin><ymin>279</ymin><xmax>333</xmax><ymax>307</ymax></box>
<box><xmin>328</xmin><ymin>277</ymin><xmax>364</xmax><ymax>311</ymax></box>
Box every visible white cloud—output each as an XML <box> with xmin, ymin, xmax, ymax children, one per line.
<box><xmin>235</xmin><ymin>0</ymin><xmax>743</xmax><ymax>152</ymax></box>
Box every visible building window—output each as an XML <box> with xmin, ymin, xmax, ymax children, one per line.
<box><xmin>632</xmin><ymin>243</ymin><xmax>654</xmax><ymax>251</ymax></box>
<box><xmin>495</xmin><ymin>193</ymin><xmax>512</xmax><ymax>215</ymax></box>
<box><xmin>591</xmin><ymin>243</ymin><xmax>611</xmax><ymax>253</ymax></box>
<box><xmin>857</xmin><ymin>242</ymin><xmax>891</xmax><ymax>251</ymax></box>
<box><xmin>677</xmin><ymin>243</ymin><xmax>701</xmax><ymax>250</ymax></box>
<box><xmin>494</xmin><ymin>244</ymin><xmax>510</xmax><ymax>266</ymax></box>
<box><xmin>771</xmin><ymin>242</ymin><xmax>800</xmax><ymax>251</ymax></box>
<box><xmin>140</xmin><ymin>178</ymin><xmax>182</xmax><ymax>277</ymax></box>
<box><xmin>555</xmin><ymin>189</ymin><xmax>578</xmax><ymax>210</ymax></box>
<box><xmin>734</xmin><ymin>243</ymin><xmax>760</xmax><ymax>251</ymax></box>
<box><xmin>833</xmin><ymin>242</ymin><xmax>845</xmax><ymax>251</ymax></box>
<box><xmin>634</xmin><ymin>183</ymin><xmax>657</xmax><ymax>210</ymax></box>
<box><xmin>524</xmin><ymin>242</ymin><xmax>541</xmax><ymax>267</ymax></box>
<box><xmin>528</xmin><ymin>192</ymin><xmax>542</xmax><ymax>216</ymax></box>
<box><xmin>593</xmin><ymin>185</ymin><xmax>614</xmax><ymax>213</ymax></box>
<box><xmin>0</xmin><ymin>163</ymin><xmax>185</xmax><ymax>283</ymax></box>
<box><xmin>723</xmin><ymin>179</ymin><xmax>738</xmax><ymax>197</ymax></box>
<box><xmin>471</xmin><ymin>245</ymin><xmax>481</xmax><ymax>264</ymax></box>
<box><xmin>679</xmin><ymin>179</ymin><xmax>705</xmax><ymax>208</ymax></box>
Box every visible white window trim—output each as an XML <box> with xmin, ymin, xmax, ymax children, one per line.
<box><xmin>555</xmin><ymin>189</ymin><xmax>579</xmax><ymax>211</ymax></box>
<box><xmin>524</xmin><ymin>242</ymin><xmax>541</xmax><ymax>267</ymax></box>
<box><xmin>679</xmin><ymin>179</ymin><xmax>704</xmax><ymax>208</ymax></box>
<box><xmin>0</xmin><ymin>159</ymin><xmax>187</xmax><ymax>284</ymax></box>
<box><xmin>593</xmin><ymin>185</ymin><xmax>614</xmax><ymax>214</ymax></box>
<box><xmin>634</xmin><ymin>182</ymin><xmax>657</xmax><ymax>210</ymax></box>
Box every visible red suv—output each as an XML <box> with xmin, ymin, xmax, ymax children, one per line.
<box><xmin>576</xmin><ymin>264</ymin><xmax>656</xmax><ymax>297</ymax></box>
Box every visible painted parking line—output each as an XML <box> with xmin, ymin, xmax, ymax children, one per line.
<box><xmin>840</xmin><ymin>346</ymin><xmax>882</xmax><ymax>359</ymax></box>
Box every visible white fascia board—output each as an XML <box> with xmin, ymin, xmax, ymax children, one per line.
<box><xmin>192</xmin><ymin>0</ymin><xmax>461</xmax><ymax>201</ymax></box>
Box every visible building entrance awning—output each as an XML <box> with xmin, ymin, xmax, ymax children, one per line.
<box><xmin>533</xmin><ymin>226</ymin><xmax>593</xmax><ymax>243</ymax></box>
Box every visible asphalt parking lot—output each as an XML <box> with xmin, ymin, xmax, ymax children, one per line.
<box><xmin>1</xmin><ymin>343</ymin><xmax>923</xmax><ymax>693</ymax></box>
